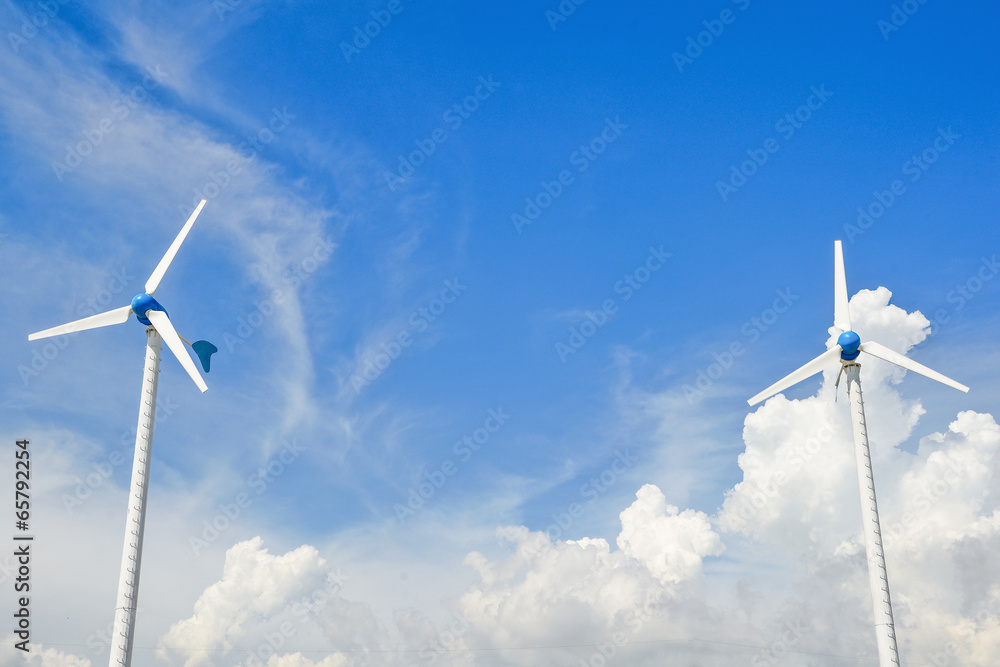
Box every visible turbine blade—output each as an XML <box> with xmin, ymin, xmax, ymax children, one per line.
<box><xmin>748</xmin><ymin>346</ymin><xmax>843</xmax><ymax>406</ymax></box>
<box><xmin>145</xmin><ymin>199</ymin><xmax>206</xmax><ymax>295</ymax></box>
<box><xmin>834</xmin><ymin>240</ymin><xmax>852</xmax><ymax>332</ymax></box>
<box><xmin>28</xmin><ymin>305</ymin><xmax>133</xmax><ymax>341</ymax></box>
<box><xmin>859</xmin><ymin>341</ymin><xmax>969</xmax><ymax>393</ymax></box>
<box><xmin>146</xmin><ymin>310</ymin><xmax>208</xmax><ymax>392</ymax></box>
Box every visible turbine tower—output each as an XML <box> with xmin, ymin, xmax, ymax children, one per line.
<box><xmin>28</xmin><ymin>200</ymin><xmax>217</xmax><ymax>667</ymax></box>
<box><xmin>748</xmin><ymin>240</ymin><xmax>969</xmax><ymax>667</ymax></box>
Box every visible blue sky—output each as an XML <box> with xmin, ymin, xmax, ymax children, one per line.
<box><xmin>2</xmin><ymin>1</ymin><xmax>1000</xmax><ymax>665</ymax></box>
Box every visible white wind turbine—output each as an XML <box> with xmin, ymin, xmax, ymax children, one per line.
<box><xmin>28</xmin><ymin>200</ymin><xmax>217</xmax><ymax>667</ymax></box>
<box><xmin>748</xmin><ymin>240</ymin><xmax>969</xmax><ymax>667</ymax></box>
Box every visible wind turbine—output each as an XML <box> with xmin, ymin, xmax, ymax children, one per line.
<box><xmin>28</xmin><ymin>199</ymin><xmax>217</xmax><ymax>667</ymax></box>
<box><xmin>748</xmin><ymin>240</ymin><xmax>968</xmax><ymax>667</ymax></box>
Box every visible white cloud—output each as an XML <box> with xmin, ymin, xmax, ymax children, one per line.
<box><xmin>618</xmin><ymin>484</ymin><xmax>724</xmax><ymax>584</ymax></box>
<box><xmin>102</xmin><ymin>286</ymin><xmax>996</xmax><ymax>666</ymax></box>
<box><xmin>5</xmin><ymin>13</ymin><xmax>997</xmax><ymax>659</ymax></box>
<box><xmin>718</xmin><ymin>289</ymin><xmax>1000</xmax><ymax>664</ymax></box>
<box><xmin>159</xmin><ymin>537</ymin><xmax>329</xmax><ymax>666</ymax></box>
<box><xmin>443</xmin><ymin>288</ymin><xmax>1000</xmax><ymax>665</ymax></box>
<box><xmin>453</xmin><ymin>489</ymin><xmax>725</xmax><ymax>664</ymax></box>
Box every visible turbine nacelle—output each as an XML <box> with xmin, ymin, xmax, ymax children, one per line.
<box><xmin>128</xmin><ymin>293</ymin><xmax>217</xmax><ymax>372</ymax></box>
<box><xmin>130</xmin><ymin>293</ymin><xmax>166</xmax><ymax>326</ymax></box>
<box><xmin>837</xmin><ymin>330</ymin><xmax>861</xmax><ymax>360</ymax></box>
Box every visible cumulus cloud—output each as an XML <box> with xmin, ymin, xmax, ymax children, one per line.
<box><xmin>453</xmin><ymin>489</ymin><xmax>729</xmax><ymax>665</ymax></box>
<box><xmin>159</xmin><ymin>538</ymin><xmax>329</xmax><ymax>666</ymax></box>
<box><xmin>716</xmin><ymin>288</ymin><xmax>1000</xmax><ymax>664</ymax></box>
<box><xmin>157</xmin><ymin>537</ymin><xmax>390</xmax><ymax>667</ymax></box>
<box><xmin>618</xmin><ymin>484</ymin><xmax>724</xmax><ymax>584</ymax></box>
<box><xmin>447</xmin><ymin>288</ymin><xmax>1000</xmax><ymax>665</ymax></box>
<box><xmin>720</xmin><ymin>288</ymin><xmax>933</xmax><ymax>543</ymax></box>
<box><xmin>151</xmin><ymin>289</ymin><xmax>1000</xmax><ymax>666</ymax></box>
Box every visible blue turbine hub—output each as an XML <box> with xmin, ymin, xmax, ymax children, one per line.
<box><xmin>838</xmin><ymin>330</ymin><xmax>861</xmax><ymax>360</ymax></box>
<box><xmin>130</xmin><ymin>293</ymin><xmax>167</xmax><ymax>326</ymax></box>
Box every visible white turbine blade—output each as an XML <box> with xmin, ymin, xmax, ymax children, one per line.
<box><xmin>859</xmin><ymin>341</ymin><xmax>969</xmax><ymax>393</ymax></box>
<box><xmin>28</xmin><ymin>305</ymin><xmax>133</xmax><ymax>341</ymax></box>
<box><xmin>146</xmin><ymin>310</ymin><xmax>208</xmax><ymax>393</ymax></box>
<box><xmin>748</xmin><ymin>346</ymin><xmax>843</xmax><ymax>406</ymax></box>
<box><xmin>834</xmin><ymin>240</ymin><xmax>852</xmax><ymax>332</ymax></box>
<box><xmin>145</xmin><ymin>199</ymin><xmax>206</xmax><ymax>295</ymax></box>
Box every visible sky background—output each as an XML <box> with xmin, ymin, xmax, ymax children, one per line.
<box><xmin>1</xmin><ymin>1</ymin><xmax>1000</xmax><ymax>665</ymax></box>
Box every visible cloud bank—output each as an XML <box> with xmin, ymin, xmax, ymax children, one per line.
<box><xmin>129</xmin><ymin>288</ymin><xmax>1000</xmax><ymax>667</ymax></box>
